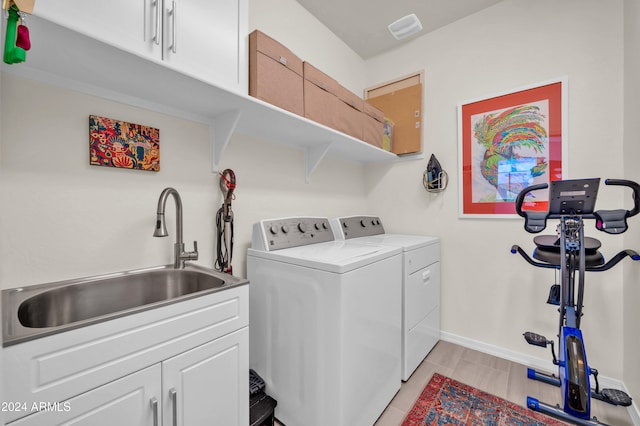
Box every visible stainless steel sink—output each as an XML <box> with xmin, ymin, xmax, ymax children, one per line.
<box><xmin>2</xmin><ymin>264</ymin><xmax>248</xmax><ymax>346</ymax></box>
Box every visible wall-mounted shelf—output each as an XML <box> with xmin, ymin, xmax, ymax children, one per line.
<box><xmin>3</xmin><ymin>16</ymin><xmax>398</xmax><ymax>182</ymax></box>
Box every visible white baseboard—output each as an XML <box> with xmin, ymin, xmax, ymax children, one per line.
<box><xmin>630</xmin><ymin>401</ymin><xmax>640</xmax><ymax>426</ymax></box>
<box><xmin>440</xmin><ymin>331</ymin><xmax>640</xmax><ymax>425</ymax></box>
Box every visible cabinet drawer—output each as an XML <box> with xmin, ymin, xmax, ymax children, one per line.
<box><xmin>3</xmin><ymin>286</ymin><xmax>248</xmax><ymax>423</ymax></box>
<box><xmin>404</xmin><ymin>242</ymin><xmax>440</xmax><ymax>275</ymax></box>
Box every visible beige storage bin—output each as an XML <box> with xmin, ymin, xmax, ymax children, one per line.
<box><xmin>362</xmin><ymin>101</ymin><xmax>385</xmax><ymax>148</ymax></box>
<box><xmin>249</xmin><ymin>30</ymin><xmax>304</xmax><ymax>116</ymax></box>
<box><xmin>335</xmin><ymin>84</ymin><xmax>364</xmax><ymax>140</ymax></box>
<box><xmin>303</xmin><ymin>62</ymin><xmax>340</xmax><ymax>129</ymax></box>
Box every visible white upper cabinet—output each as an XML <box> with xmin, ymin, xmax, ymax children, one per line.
<box><xmin>34</xmin><ymin>1</ymin><xmax>160</xmax><ymax>58</ymax></box>
<box><xmin>161</xmin><ymin>0</ymin><xmax>247</xmax><ymax>91</ymax></box>
<box><xmin>33</xmin><ymin>0</ymin><xmax>247</xmax><ymax>93</ymax></box>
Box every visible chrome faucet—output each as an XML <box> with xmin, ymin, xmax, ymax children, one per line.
<box><xmin>153</xmin><ymin>187</ymin><xmax>198</xmax><ymax>268</ymax></box>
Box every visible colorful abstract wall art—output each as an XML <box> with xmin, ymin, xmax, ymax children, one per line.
<box><xmin>89</xmin><ymin>115</ymin><xmax>160</xmax><ymax>171</ymax></box>
<box><xmin>458</xmin><ymin>80</ymin><xmax>566</xmax><ymax>217</ymax></box>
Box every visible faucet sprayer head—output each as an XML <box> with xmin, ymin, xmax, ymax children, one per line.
<box><xmin>153</xmin><ymin>213</ymin><xmax>168</xmax><ymax>237</ymax></box>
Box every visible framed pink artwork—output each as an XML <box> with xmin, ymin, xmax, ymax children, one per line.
<box><xmin>457</xmin><ymin>79</ymin><xmax>566</xmax><ymax>218</ymax></box>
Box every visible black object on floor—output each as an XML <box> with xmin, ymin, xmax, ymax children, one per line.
<box><xmin>250</xmin><ymin>369</ymin><xmax>266</xmax><ymax>395</ymax></box>
<box><xmin>250</xmin><ymin>391</ymin><xmax>277</xmax><ymax>426</ymax></box>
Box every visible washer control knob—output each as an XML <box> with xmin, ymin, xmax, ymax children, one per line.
<box><xmin>342</xmin><ymin>221</ymin><xmax>348</xmax><ymax>228</ymax></box>
<box><xmin>323</xmin><ymin>222</ymin><xmax>328</xmax><ymax>229</ymax></box>
<box><xmin>281</xmin><ymin>225</ymin><xmax>289</xmax><ymax>234</ymax></box>
<box><xmin>360</xmin><ymin>219</ymin><xmax>367</xmax><ymax>227</ymax></box>
<box><xmin>269</xmin><ymin>225</ymin><xmax>279</xmax><ymax>235</ymax></box>
<box><xmin>298</xmin><ymin>223</ymin><xmax>307</xmax><ymax>233</ymax></box>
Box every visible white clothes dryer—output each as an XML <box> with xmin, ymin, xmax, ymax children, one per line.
<box><xmin>247</xmin><ymin>217</ymin><xmax>402</xmax><ymax>426</ymax></box>
<box><xmin>331</xmin><ymin>215</ymin><xmax>440</xmax><ymax>381</ymax></box>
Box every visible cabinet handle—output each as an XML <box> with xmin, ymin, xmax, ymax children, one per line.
<box><xmin>152</xmin><ymin>0</ymin><xmax>161</xmax><ymax>45</ymax></box>
<box><xmin>169</xmin><ymin>1</ymin><xmax>177</xmax><ymax>54</ymax></box>
<box><xmin>150</xmin><ymin>397</ymin><xmax>159</xmax><ymax>426</ymax></box>
<box><xmin>170</xmin><ymin>387</ymin><xmax>178</xmax><ymax>426</ymax></box>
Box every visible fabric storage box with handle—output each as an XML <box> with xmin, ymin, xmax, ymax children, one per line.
<box><xmin>249</xmin><ymin>30</ymin><xmax>304</xmax><ymax>116</ymax></box>
<box><xmin>362</xmin><ymin>101</ymin><xmax>385</xmax><ymax>148</ymax></box>
<box><xmin>335</xmin><ymin>84</ymin><xmax>364</xmax><ymax>140</ymax></box>
<box><xmin>303</xmin><ymin>61</ymin><xmax>341</xmax><ymax>129</ymax></box>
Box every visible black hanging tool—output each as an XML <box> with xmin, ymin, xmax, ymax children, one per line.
<box><xmin>215</xmin><ymin>169</ymin><xmax>236</xmax><ymax>274</ymax></box>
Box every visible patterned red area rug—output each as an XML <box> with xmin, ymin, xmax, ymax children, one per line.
<box><xmin>402</xmin><ymin>373</ymin><xmax>566</xmax><ymax>425</ymax></box>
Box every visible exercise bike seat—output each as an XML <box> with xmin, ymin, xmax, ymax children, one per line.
<box><xmin>532</xmin><ymin>235</ymin><xmax>605</xmax><ymax>267</ymax></box>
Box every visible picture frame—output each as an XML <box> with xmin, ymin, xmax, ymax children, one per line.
<box><xmin>89</xmin><ymin>115</ymin><xmax>160</xmax><ymax>172</ymax></box>
<box><xmin>457</xmin><ymin>78</ymin><xmax>567</xmax><ymax>218</ymax></box>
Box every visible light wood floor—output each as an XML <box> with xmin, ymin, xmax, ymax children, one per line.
<box><xmin>374</xmin><ymin>340</ymin><xmax>635</xmax><ymax>425</ymax></box>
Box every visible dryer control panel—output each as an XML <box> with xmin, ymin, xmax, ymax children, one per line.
<box><xmin>252</xmin><ymin>217</ymin><xmax>335</xmax><ymax>251</ymax></box>
<box><xmin>335</xmin><ymin>216</ymin><xmax>385</xmax><ymax>239</ymax></box>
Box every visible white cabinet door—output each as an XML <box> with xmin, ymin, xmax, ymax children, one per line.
<box><xmin>10</xmin><ymin>365</ymin><xmax>161</xmax><ymax>426</ymax></box>
<box><xmin>34</xmin><ymin>0</ymin><xmax>246</xmax><ymax>92</ymax></box>
<box><xmin>33</xmin><ymin>0</ymin><xmax>162</xmax><ymax>60</ymax></box>
<box><xmin>162</xmin><ymin>327</ymin><xmax>249</xmax><ymax>426</ymax></box>
<box><xmin>162</xmin><ymin>0</ymin><xmax>247</xmax><ymax>91</ymax></box>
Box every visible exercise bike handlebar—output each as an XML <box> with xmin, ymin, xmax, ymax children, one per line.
<box><xmin>603</xmin><ymin>179</ymin><xmax>640</xmax><ymax>217</ymax></box>
<box><xmin>514</xmin><ymin>179</ymin><xmax>640</xmax><ymax>234</ymax></box>
<box><xmin>515</xmin><ymin>183</ymin><xmax>548</xmax><ymax>218</ymax></box>
<box><xmin>515</xmin><ymin>179</ymin><xmax>640</xmax><ymax>219</ymax></box>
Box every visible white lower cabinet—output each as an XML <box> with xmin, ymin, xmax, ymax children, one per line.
<box><xmin>4</xmin><ymin>285</ymin><xmax>249</xmax><ymax>426</ymax></box>
<box><xmin>9</xmin><ymin>328</ymin><xmax>248</xmax><ymax>426</ymax></box>
<box><xmin>9</xmin><ymin>365</ymin><xmax>162</xmax><ymax>426</ymax></box>
<box><xmin>163</xmin><ymin>328</ymin><xmax>249</xmax><ymax>426</ymax></box>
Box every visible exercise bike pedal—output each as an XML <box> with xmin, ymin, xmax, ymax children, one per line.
<box><xmin>523</xmin><ymin>332</ymin><xmax>549</xmax><ymax>348</ymax></box>
<box><xmin>546</xmin><ymin>284</ymin><xmax>561</xmax><ymax>305</ymax></box>
<box><xmin>593</xmin><ymin>388</ymin><xmax>633</xmax><ymax>407</ymax></box>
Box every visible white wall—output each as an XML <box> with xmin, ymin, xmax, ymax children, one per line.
<box><xmin>0</xmin><ymin>72</ymin><xmax>368</xmax><ymax>287</ymax></box>
<box><xmin>363</xmin><ymin>0</ymin><xmax>628</xmax><ymax>379</ymax></box>
<box><xmin>624</xmin><ymin>0</ymin><xmax>640</xmax><ymax>408</ymax></box>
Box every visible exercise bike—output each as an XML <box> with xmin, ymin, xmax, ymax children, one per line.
<box><xmin>511</xmin><ymin>178</ymin><xmax>640</xmax><ymax>425</ymax></box>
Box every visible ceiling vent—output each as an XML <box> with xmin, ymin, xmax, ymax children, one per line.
<box><xmin>388</xmin><ymin>13</ymin><xmax>423</xmax><ymax>40</ymax></box>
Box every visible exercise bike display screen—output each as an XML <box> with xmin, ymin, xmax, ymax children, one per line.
<box><xmin>548</xmin><ymin>178</ymin><xmax>600</xmax><ymax>216</ymax></box>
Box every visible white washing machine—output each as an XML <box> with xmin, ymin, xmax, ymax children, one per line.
<box><xmin>247</xmin><ymin>217</ymin><xmax>402</xmax><ymax>426</ymax></box>
<box><xmin>331</xmin><ymin>215</ymin><xmax>440</xmax><ymax>381</ymax></box>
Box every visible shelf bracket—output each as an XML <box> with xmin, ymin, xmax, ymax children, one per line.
<box><xmin>304</xmin><ymin>142</ymin><xmax>332</xmax><ymax>183</ymax></box>
<box><xmin>210</xmin><ymin>109</ymin><xmax>241</xmax><ymax>172</ymax></box>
